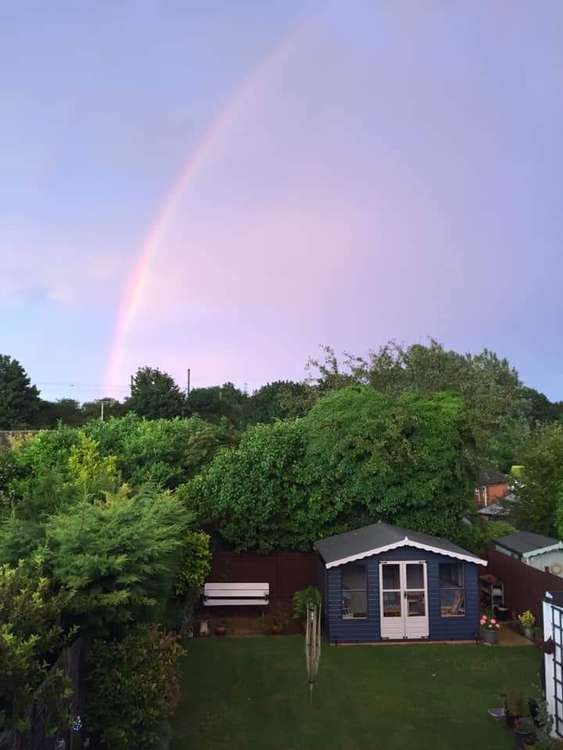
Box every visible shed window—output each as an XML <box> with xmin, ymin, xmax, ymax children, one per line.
<box><xmin>342</xmin><ymin>564</ymin><xmax>367</xmax><ymax>619</ymax></box>
<box><xmin>440</xmin><ymin>563</ymin><xmax>465</xmax><ymax>617</ymax></box>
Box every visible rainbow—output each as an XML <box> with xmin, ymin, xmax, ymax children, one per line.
<box><xmin>104</xmin><ymin>15</ymin><xmax>311</xmax><ymax>395</ymax></box>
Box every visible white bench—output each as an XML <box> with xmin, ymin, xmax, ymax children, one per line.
<box><xmin>203</xmin><ymin>582</ymin><xmax>269</xmax><ymax>607</ymax></box>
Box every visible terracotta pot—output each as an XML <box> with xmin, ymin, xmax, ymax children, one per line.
<box><xmin>215</xmin><ymin>626</ymin><xmax>227</xmax><ymax>637</ymax></box>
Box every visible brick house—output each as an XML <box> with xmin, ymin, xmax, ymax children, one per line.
<box><xmin>474</xmin><ymin>468</ymin><xmax>509</xmax><ymax>508</ymax></box>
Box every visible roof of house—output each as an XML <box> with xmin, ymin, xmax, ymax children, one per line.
<box><xmin>495</xmin><ymin>531</ymin><xmax>563</xmax><ymax>557</ymax></box>
<box><xmin>314</xmin><ymin>521</ymin><xmax>487</xmax><ymax>569</ymax></box>
<box><xmin>478</xmin><ymin>468</ymin><xmax>507</xmax><ymax>486</ymax></box>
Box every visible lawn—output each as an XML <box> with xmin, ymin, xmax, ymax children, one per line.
<box><xmin>171</xmin><ymin>636</ymin><xmax>540</xmax><ymax>750</ymax></box>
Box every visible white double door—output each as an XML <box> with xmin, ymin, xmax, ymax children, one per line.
<box><xmin>379</xmin><ymin>560</ymin><xmax>429</xmax><ymax>639</ymax></box>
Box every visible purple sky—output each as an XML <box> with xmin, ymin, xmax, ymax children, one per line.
<box><xmin>2</xmin><ymin>1</ymin><xmax>563</xmax><ymax>402</ymax></box>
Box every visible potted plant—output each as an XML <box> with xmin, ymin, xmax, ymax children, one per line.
<box><xmin>480</xmin><ymin>612</ymin><xmax>500</xmax><ymax>644</ymax></box>
<box><xmin>518</xmin><ymin>610</ymin><xmax>536</xmax><ymax>640</ymax></box>
<box><xmin>293</xmin><ymin>587</ymin><xmax>321</xmax><ymax>631</ymax></box>
<box><xmin>514</xmin><ymin>716</ymin><xmax>535</xmax><ymax>745</ymax></box>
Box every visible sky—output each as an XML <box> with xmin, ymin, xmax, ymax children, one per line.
<box><xmin>1</xmin><ymin>0</ymin><xmax>563</xmax><ymax>403</ymax></box>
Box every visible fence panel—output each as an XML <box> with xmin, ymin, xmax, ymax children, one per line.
<box><xmin>208</xmin><ymin>551</ymin><xmax>317</xmax><ymax>605</ymax></box>
<box><xmin>486</xmin><ymin>548</ymin><xmax>563</xmax><ymax>624</ymax></box>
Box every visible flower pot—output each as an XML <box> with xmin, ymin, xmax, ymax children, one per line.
<box><xmin>514</xmin><ymin>730</ymin><xmax>534</xmax><ymax>745</ymax></box>
<box><xmin>482</xmin><ymin>628</ymin><xmax>498</xmax><ymax>645</ymax></box>
<box><xmin>523</xmin><ymin>626</ymin><xmax>534</xmax><ymax>640</ymax></box>
<box><xmin>271</xmin><ymin>624</ymin><xmax>283</xmax><ymax>636</ymax></box>
<box><xmin>215</xmin><ymin>626</ymin><xmax>227</xmax><ymax>637</ymax></box>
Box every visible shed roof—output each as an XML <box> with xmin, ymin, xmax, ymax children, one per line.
<box><xmin>314</xmin><ymin>522</ymin><xmax>486</xmax><ymax>568</ymax></box>
<box><xmin>495</xmin><ymin>531</ymin><xmax>563</xmax><ymax>557</ymax></box>
<box><xmin>544</xmin><ymin>591</ymin><xmax>563</xmax><ymax>608</ymax></box>
<box><xmin>478</xmin><ymin>503</ymin><xmax>510</xmax><ymax>518</ymax></box>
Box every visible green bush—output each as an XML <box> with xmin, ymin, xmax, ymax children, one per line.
<box><xmin>293</xmin><ymin>586</ymin><xmax>321</xmax><ymax>620</ymax></box>
<box><xmin>187</xmin><ymin>387</ymin><xmax>477</xmax><ymax>550</ymax></box>
<box><xmin>0</xmin><ymin>562</ymin><xmax>72</xmax><ymax>733</ymax></box>
<box><xmin>46</xmin><ymin>486</ymin><xmax>190</xmax><ymax>633</ymax></box>
<box><xmin>85</xmin><ymin>625</ymin><xmax>184</xmax><ymax>749</ymax></box>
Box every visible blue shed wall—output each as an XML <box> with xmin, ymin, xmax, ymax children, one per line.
<box><xmin>324</xmin><ymin>547</ymin><xmax>481</xmax><ymax>643</ymax></box>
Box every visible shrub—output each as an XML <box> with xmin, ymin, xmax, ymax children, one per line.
<box><xmin>173</xmin><ymin>530</ymin><xmax>211</xmax><ymax>597</ymax></box>
<box><xmin>85</xmin><ymin>625</ymin><xmax>185</xmax><ymax>749</ymax></box>
<box><xmin>293</xmin><ymin>586</ymin><xmax>321</xmax><ymax>620</ymax></box>
<box><xmin>46</xmin><ymin>486</ymin><xmax>190</xmax><ymax>633</ymax></box>
<box><xmin>0</xmin><ymin>563</ymin><xmax>72</xmax><ymax>733</ymax></box>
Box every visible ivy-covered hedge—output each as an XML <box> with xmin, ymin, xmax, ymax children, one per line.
<box><xmin>182</xmin><ymin>387</ymin><xmax>477</xmax><ymax>550</ymax></box>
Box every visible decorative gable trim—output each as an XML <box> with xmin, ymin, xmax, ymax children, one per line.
<box><xmin>522</xmin><ymin>542</ymin><xmax>563</xmax><ymax>559</ymax></box>
<box><xmin>324</xmin><ymin>536</ymin><xmax>487</xmax><ymax>569</ymax></box>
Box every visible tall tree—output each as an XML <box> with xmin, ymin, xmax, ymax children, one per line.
<box><xmin>520</xmin><ymin>386</ymin><xmax>563</xmax><ymax>423</ymax></box>
<box><xmin>127</xmin><ymin>367</ymin><xmax>185</xmax><ymax>419</ymax></box>
<box><xmin>513</xmin><ymin>423</ymin><xmax>563</xmax><ymax>536</ymax></box>
<box><xmin>186</xmin><ymin>382</ymin><xmax>247</xmax><ymax>427</ymax></box>
<box><xmin>308</xmin><ymin>340</ymin><xmax>528</xmax><ymax>468</ymax></box>
<box><xmin>185</xmin><ymin>386</ymin><xmax>475</xmax><ymax>550</ymax></box>
<box><xmin>0</xmin><ymin>355</ymin><xmax>40</xmax><ymax>429</ymax></box>
<box><xmin>34</xmin><ymin>398</ymin><xmax>83</xmax><ymax>427</ymax></box>
<box><xmin>246</xmin><ymin>380</ymin><xmax>317</xmax><ymax>424</ymax></box>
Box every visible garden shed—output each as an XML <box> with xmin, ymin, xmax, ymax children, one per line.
<box><xmin>315</xmin><ymin>522</ymin><xmax>487</xmax><ymax>643</ymax></box>
<box><xmin>494</xmin><ymin>531</ymin><xmax>563</xmax><ymax>576</ymax></box>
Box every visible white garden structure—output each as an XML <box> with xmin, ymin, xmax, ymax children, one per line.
<box><xmin>543</xmin><ymin>591</ymin><xmax>563</xmax><ymax>737</ymax></box>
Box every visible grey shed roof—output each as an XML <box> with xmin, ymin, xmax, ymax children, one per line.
<box><xmin>314</xmin><ymin>522</ymin><xmax>486</xmax><ymax>568</ymax></box>
<box><xmin>495</xmin><ymin>531</ymin><xmax>563</xmax><ymax>557</ymax></box>
<box><xmin>545</xmin><ymin>591</ymin><xmax>563</xmax><ymax>608</ymax></box>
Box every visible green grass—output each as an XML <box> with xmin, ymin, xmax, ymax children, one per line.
<box><xmin>171</xmin><ymin>636</ymin><xmax>540</xmax><ymax>750</ymax></box>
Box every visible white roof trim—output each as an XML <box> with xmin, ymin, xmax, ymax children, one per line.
<box><xmin>324</xmin><ymin>536</ymin><xmax>487</xmax><ymax>569</ymax></box>
<box><xmin>522</xmin><ymin>542</ymin><xmax>563</xmax><ymax>559</ymax></box>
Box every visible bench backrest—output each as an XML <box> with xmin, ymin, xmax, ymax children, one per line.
<box><xmin>203</xmin><ymin>582</ymin><xmax>269</xmax><ymax>606</ymax></box>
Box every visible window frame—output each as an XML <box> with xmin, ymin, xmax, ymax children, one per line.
<box><xmin>341</xmin><ymin>563</ymin><xmax>368</xmax><ymax>620</ymax></box>
<box><xmin>439</xmin><ymin>561</ymin><xmax>465</xmax><ymax>618</ymax></box>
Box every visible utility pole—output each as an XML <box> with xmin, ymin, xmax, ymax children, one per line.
<box><xmin>186</xmin><ymin>368</ymin><xmax>191</xmax><ymax>397</ymax></box>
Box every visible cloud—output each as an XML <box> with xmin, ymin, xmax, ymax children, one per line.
<box><xmin>0</xmin><ymin>245</ymin><xmax>127</xmax><ymax>308</ymax></box>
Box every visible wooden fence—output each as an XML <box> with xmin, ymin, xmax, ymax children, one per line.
<box><xmin>0</xmin><ymin>638</ymin><xmax>83</xmax><ymax>750</ymax></box>
<box><xmin>208</xmin><ymin>551</ymin><xmax>317</xmax><ymax>606</ymax></box>
<box><xmin>486</xmin><ymin>548</ymin><xmax>563</xmax><ymax>624</ymax></box>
